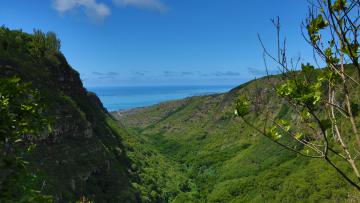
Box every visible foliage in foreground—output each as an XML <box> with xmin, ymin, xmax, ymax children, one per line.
<box><xmin>115</xmin><ymin>74</ymin><xmax>359</xmax><ymax>202</ymax></box>
<box><xmin>236</xmin><ymin>0</ymin><xmax>360</xmax><ymax>190</ymax></box>
<box><xmin>0</xmin><ymin>26</ymin><xmax>137</xmax><ymax>202</ymax></box>
<box><xmin>0</xmin><ymin>76</ymin><xmax>52</xmax><ymax>201</ymax></box>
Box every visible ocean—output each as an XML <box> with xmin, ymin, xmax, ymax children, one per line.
<box><xmin>88</xmin><ymin>85</ymin><xmax>235</xmax><ymax>111</ymax></box>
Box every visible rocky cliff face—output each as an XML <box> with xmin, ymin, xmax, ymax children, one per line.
<box><xmin>0</xmin><ymin>35</ymin><xmax>138</xmax><ymax>201</ymax></box>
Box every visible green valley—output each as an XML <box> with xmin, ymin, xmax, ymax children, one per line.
<box><xmin>1</xmin><ymin>0</ymin><xmax>360</xmax><ymax>202</ymax></box>
<box><xmin>112</xmin><ymin>74</ymin><xmax>359</xmax><ymax>202</ymax></box>
<box><xmin>0</xmin><ymin>26</ymin><xmax>359</xmax><ymax>202</ymax></box>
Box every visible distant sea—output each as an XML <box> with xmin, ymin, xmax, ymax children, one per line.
<box><xmin>88</xmin><ymin>85</ymin><xmax>235</xmax><ymax>111</ymax></box>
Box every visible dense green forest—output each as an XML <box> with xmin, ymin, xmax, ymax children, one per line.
<box><xmin>112</xmin><ymin>0</ymin><xmax>360</xmax><ymax>200</ymax></box>
<box><xmin>2</xmin><ymin>25</ymin><xmax>358</xmax><ymax>202</ymax></box>
<box><xmin>114</xmin><ymin>70</ymin><xmax>358</xmax><ymax>202</ymax></box>
<box><xmin>0</xmin><ymin>26</ymin><xmax>139</xmax><ymax>202</ymax></box>
<box><xmin>1</xmin><ymin>0</ymin><xmax>359</xmax><ymax>202</ymax></box>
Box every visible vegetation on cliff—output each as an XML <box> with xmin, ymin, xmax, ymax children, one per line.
<box><xmin>0</xmin><ymin>26</ymin><xmax>138</xmax><ymax>202</ymax></box>
<box><xmin>114</xmin><ymin>0</ymin><xmax>360</xmax><ymax>201</ymax></box>
<box><xmin>115</xmin><ymin>69</ymin><xmax>359</xmax><ymax>202</ymax></box>
<box><xmin>1</xmin><ymin>0</ymin><xmax>359</xmax><ymax>202</ymax></box>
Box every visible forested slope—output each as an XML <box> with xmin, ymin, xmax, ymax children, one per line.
<box><xmin>114</xmin><ymin>73</ymin><xmax>359</xmax><ymax>202</ymax></box>
<box><xmin>0</xmin><ymin>27</ymin><xmax>139</xmax><ymax>202</ymax></box>
<box><xmin>1</xmin><ymin>26</ymin><xmax>359</xmax><ymax>202</ymax></box>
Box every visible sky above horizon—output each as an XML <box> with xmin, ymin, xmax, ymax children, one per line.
<box><xmin>0</xmin><ymin>0</ymin><xmax>315</xmax><ymax>87</ymax></box>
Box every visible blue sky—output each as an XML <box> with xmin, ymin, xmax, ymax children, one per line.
<box><xmin>0</xmin><ymin>0</ymin><xmax>315</xmax><ymax>87</ymax></box>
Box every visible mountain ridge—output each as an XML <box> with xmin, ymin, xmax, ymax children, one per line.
<box><xmin>113</xmin><ymin>69</ymin><xmax>358</xmax><ymax>202</ymax></box>
<box><xmin>1</xmin><ymin>26</ymin><xmax>358</xmax><ymax>202</ymax></box>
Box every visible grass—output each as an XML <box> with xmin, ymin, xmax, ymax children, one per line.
<box><xmin>114</xmin><ymin>70</ymin><xmax>359</xmax><ymax>202</ymax></box>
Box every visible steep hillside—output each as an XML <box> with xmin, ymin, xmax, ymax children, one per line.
<box><xmin>114</xmin><ymin>75</ymin><xmax>359</xmax><ymax>202</ymax></box>
<box><xmin>0</xmin><ymin>27</ymin><xmax>138</xmax><ymax>202</ymax></box>
<box><xmin>1</xmin><ymin>26</ymin><xmax>359</xmax><ymax>202</ymax></box>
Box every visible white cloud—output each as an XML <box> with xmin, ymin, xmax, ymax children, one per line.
<box><xmin>113</xmin><ymin>0</ymin><xmax>169</xmax><ymax>12</ymax></box>
<box><xmin>53</xmin><ymin>0</ymin><xmax>111</xmax><ymax>21</ymax></box>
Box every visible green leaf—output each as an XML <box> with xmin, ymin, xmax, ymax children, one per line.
<box><xmin>341</xmin><ymin>43</ymin><xmax>359</xmax><ymax>58</ymax></box>
<box><xmin>332</xmin><ymin>0</ymin><xmax>346</xmax><ymax>11</ymax></box>
<box><xmin>307</xmin><ymin>14</ymin><xmax>328</xmax><ymax>43</ymax></box>
<box><xmin>27</xmin><ymin>144</ymin><xmax>37</xmax><ymax>152</ymax></box>
<box><xmin>235</xmin><ymin>96</ymin><xmax>250</xmax><ymax>117</ymax></box>
<box><xmin>14</xmin><ymin>138</ymin><xmax>23</xmax><ymax>143</ymax></box>
<box><xmin>10</xmin><ymin>77</ymin><xmax>21</xmax><ymax>84</ymax></box>
<box><xmin>277</xmin><ymin>119</ymin><xmax>291</xmax><ymax>132</ymax></box>
<box><xmin>266</xmin><ymin>126</ymin><xmax>282</xmax><ymax>140</ymax></box>
<box><xmin>324</xmin><ymin>47</ymin><xmax>340</xmax><ymax>64</ymax></box>
<box><xmin>294</xmin><ymin>132</ymin><xmax>304</xmax><ymax>140</ymax></box>
<box><xmin>300</xmin><ymin>109</ymin><xmax>311</xmax><ymax>120</ymax></box>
